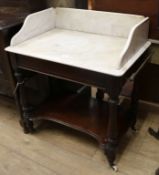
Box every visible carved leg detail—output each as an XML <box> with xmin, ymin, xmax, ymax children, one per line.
<box><xmin>104</xmin><ymin>139</ymin><xmax>118</xmax><ymax>171</ymax></box>
<box><xmin>14</xmin><ymin>69</ymin><xmax>34</xmax><ymax>134</ymax></box>
<box><xmin>19</xmin><ymin>107</ymin><xmax>34</xmax><ymax>134</ymax></box>
<box><xmin>104</xmin><ymin>97</ymin><xmax>119</xmax><ymax>171</ymax></box>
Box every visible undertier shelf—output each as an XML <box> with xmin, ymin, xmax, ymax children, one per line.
<box><xmin>33</xmin><ymin>93</ymin><xmax>131</xmax><ymax>145</ymax></box>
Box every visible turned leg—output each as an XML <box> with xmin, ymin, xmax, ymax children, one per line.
<box><xmin>104</xmin><ymin>96</ymin><xmax>119</xmax><ymax>171</ymax></box>
<box><xmin>19</xmin><ymin>107</ymin><xmax>34</xmax><ymax>134</ymax></box>
<box><xmin>14</xmin><ymin>69</ymin><xmax>34</xmax><ymax>134</ymax></box>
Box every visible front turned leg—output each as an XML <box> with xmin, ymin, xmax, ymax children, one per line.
<box><xmin>14</xmin><ymin>70</ymin><xmax>34</xmax><ymax>134</ymax></box>
<box><xmin>104</xmin><ymin>97</ymin><xmax>119</xmax><ymax>171</ymax></box>
<box><xmin>19</xmin><ymin>107</ymin><xmax>34</xmax><ymax>134</ymax></box>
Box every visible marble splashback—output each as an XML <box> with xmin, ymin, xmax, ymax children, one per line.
<box><xmin>47</xmin><ymin>0</ymin><xmax>75</xmax><ymax>7</ymax></box>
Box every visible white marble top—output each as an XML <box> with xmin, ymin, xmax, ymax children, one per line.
<box><xmin>6</xmin><ymin>28</ymin><xmax>150</xmax><ymax>76</ymax></box>
<box><xmin>5</xmin><ymin>8</ymin><xmax>151</xmax><ymax>76</ymax></box>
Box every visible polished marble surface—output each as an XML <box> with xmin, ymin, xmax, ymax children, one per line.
<box><xmin>6</xmin><ymin>8</ymin><xmax>150</xmax><ymax>76</ymax></box>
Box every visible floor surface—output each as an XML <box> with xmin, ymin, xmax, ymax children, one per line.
<box><xmin>0</xmin><ymin>96</ymin><xmax>158</xmax><ymax>175</ymax></box>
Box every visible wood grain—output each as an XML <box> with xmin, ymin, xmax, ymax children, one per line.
<box><xmin>0</xmin><ymin>95</ymin><xmax>159</xmax><ymax>175</ymax></box>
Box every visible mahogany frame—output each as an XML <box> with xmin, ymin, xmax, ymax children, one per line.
<box><xmin>8</xmin><ymin>49</ymin><xmax>150</xmax><ymax>170</ymax></box>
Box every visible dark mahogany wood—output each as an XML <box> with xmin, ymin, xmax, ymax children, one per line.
<box><xmin>0</xmin><ymin>15</ymin><xmax>26</xmax><ymax>96</ymax></box>
<box><xmin>0</xmin><ymin>0</ymin><xmax>47</xmax><ymax>13</ymax></box>
<box><xmin>0</xmin><ymin>0</ymin><xmax>47</xmax><ymax>96</ymax></box>
<box><xmin>14</xmin><ymin>51</ymin><xmax>149</xmax><ymax>95</ymax></box>
<box><xmin>76</xmin><ymin>0</ymin><xmax>88</xmax><ymax>9</ymax></box>
<box><xmin>88</xmin><ymin>0</ymin><xmax>159</xmax><ymax>40</ymax></box>
<box><xmin>8</xmin><ymin>48</ymin><xmax>150</xmax><ymax>169</ymax></box>
<box><xmin>14</xmin><ymin>69</ymin><xmax>34</xmax><ymax>133</ymax></box>
<box><xmin>33</xmin><ymin>91</ymin><xmax>129</xmax><ymax>144</ymax></box>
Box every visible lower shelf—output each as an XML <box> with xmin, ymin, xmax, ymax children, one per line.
<box><xmin>33</xmin><ymin>92</ymin><xmax>130</xmax><ymax>145</ymax></box>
